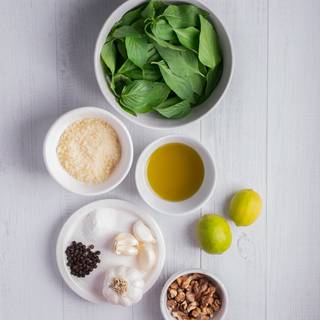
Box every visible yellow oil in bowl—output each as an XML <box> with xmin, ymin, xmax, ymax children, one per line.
<box><xmin>147</xmin><ymin>143</ymin><xmax>204</xmax><ymax>202</ymax></box>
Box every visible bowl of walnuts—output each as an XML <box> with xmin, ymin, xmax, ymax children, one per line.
<box><xmin>160</xmin><ymin>269</ymin><xmax>228</xmax><ymax>320</ymax></box>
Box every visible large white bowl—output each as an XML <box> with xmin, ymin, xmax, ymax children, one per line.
<box><xmin>43</xmin><ymin>107</ymin><xmax>133</xmax><ymax>196</ymax></box>
<box><xmin>94</xmin><ymin>0</ymin><xmax>234</xmax><ymax>130</ymax></box>
<box><xmin>135</xmin><ymin>135</ymin><xmax>216</xmax><ymax>215</ymax></box>
<box><xmin>160</xmin><ymin>269</ymin><xmax>228</xmax><ymax>320</ymax></box>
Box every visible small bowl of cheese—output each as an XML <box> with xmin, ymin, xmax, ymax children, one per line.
<box><xmin>43</xmin><ymin>107</ymin><xmax>133</xmax><ymax>195</ymax></box>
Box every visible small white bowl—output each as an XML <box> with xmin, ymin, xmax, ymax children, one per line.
<box><xmin>160</xmin><ymin>269</ymin><xmax>228</xmax><ymax>320</ymax></box>
<box><xmin>135</xmin><ymin>135</ymin><xmax>216</xmax><ymax>215</ymax></box>
<box><xmin>94</xmin><ymin>0</ymin><xmax>234</xmax><ymax>130</ymax></box>
<box><xmin>43</xmin><ymin>107</ymin><xmax>133</xmax><ymax>196</ymax></box>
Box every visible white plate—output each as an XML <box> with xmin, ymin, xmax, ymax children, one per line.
<box><xmin>56</xmin><ymin>199</ymin><xmax>166</xmax><ymax>303</ymax></box>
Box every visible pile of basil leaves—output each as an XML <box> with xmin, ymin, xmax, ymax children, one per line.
<box><xmin>101</xmin><ymin>0</ymin><xmax>223</xmax><ymax>119</ymax></box>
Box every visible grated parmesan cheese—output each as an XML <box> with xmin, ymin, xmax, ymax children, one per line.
<box><xmin>57</xmin><ymin>118</ymin><xmax>121</xmax><ymax>184</ymax></box>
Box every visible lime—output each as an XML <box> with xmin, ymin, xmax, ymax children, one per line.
<box><xmin>229</xmin><ymin>189</ymin><xmax>262</xmax><ymax>226</ymax></box>
<box><xmin>196</xmin><ymin>214</ymin><xmax>232</xmax><ymax>254</ymax></box>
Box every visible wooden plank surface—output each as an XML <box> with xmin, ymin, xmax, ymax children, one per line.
<box><xmin>0</xmin><ymin>0</ymin><xmax>319</xmax><ymax>319</ymax></box>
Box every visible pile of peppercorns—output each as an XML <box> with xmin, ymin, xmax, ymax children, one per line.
<box><xmin>65</xmin><ymin>241</ymin><xmax>101</xmax><ymax>278</ymax></box>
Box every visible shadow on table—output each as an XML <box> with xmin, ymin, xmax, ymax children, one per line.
<box><xmin>55</xmin><ymin>0</ymin><xmax>126</xmax><ymax>106</ymax></box>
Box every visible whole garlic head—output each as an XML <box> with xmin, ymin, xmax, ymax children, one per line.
<box><xmin>133</xmin><ymin>220</ymin><xmax>156</xmax><ymax>243</ymax></box>
<box><xmin>113</xmin><ymin>233</ymin><xmax>139</xmax><ymax>256</ymax></box>
<box><xmin>102</xmin><ymin>266</ymin><xmax>145</xmax><ymax>306</ymax></box>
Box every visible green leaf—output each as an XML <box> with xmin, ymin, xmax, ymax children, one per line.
<box><xmin>205</xmin><ymin>63</ymin><xmax>223</xmax><ymax>96</ymax></box>
<box><xmin>142</xmin><ymin>64</ymin><xmax>162</xmax><ymax>81</ymax></box>
<box><xmin>155</xmin><ymin>96</ymin><xmax>181</xmax><ymax>109</ymax></box>
<box><xmin>120</xmin><ymin>80</ymin><xmax>170</xmax><ymax>113</ymax></box>
<box><xmin>162</xmin><ymin>4</ymin><xmax>208</xmax><ymax>28</ymax></box>
<box><xmin>141</xmin><ymin>0</ymin><xmax>156</xmax><ymax>18</ymax></box>
<box><xmin>115</xmin><ymin>39</ymin><xmax>127</xmax><ymax>60</ymax></box>
<box><xmin>125</xmin><ymin>36</ymin><xmax>155</xmax><ymax>68</ymax></box>
<box><xmin>101</xmin><ymin>41</ymin><xmax>117</xmax><ymax>74</ymax></box>
<box><xmin>120</xmin><ymin>104</ymin><xmax>137</xmax><ymax>116</ymax></box>
<box><xmin>147</xmin><ymin>50</ymin><xmax>161</xmax><ymax>63</ymax></box>
<box><xmin>155</xmin><ymin>99</ymin><xmax>191</xmax><ymax>119</ymax></box>
<box><xmin>190</xmin><ymin>74</ymin><xmax>206</xmax><ymax>96</ymax></box>
<box><xmin>174</xmin><ymin>27</ymin><xmax>199</xmax><ymax>51</ymax></box>
<box><xmin>117</xmin><ymin>59</ymin><xmax>143</xmax><ymax>79</ymax></box>
<box><xmin>131</xmin><ymin>18</ymin><xmax>145</xmax><ymax>33</ymax></box>
<box><xmin>153</xmin><ymin>60</ymin><xmax>194</xmax><ymax>101</ymax></box>
<box><xmin>155</xmin><ymin>44</ymin><xmax>204</xmax><ymax>78</ymax></box>
<box><xmin>151</xmin><ymin>18</ymin><xmax>175</xmax><ymax>41</ymax></box>
<box><xmin>145</xmin><ymin>22</ymin><xmax>185</xmax><ymax>51</ymax></box>
<box><xmin>112</xmin><ymin>25</ymin><xmax>142</xmax><ymax>39</ymax></box>
<box><xmin>113</xmin><ymin>5</ymin><xmax>143</xmax><ymax>28</ymax></box>
<box><xmin>198</xmin><ymin>15</ymin><xmax>222</xmax><ymax>69</ymax></box>
<box><xmin>110</xmin><ymin>74</ymin><xmax>130</xmax><ymax>96</ymax></box>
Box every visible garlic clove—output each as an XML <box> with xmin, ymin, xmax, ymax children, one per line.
<box><xmin>114</xmin><ymin>233</ymin><xmax>139</xmax><ymax>246</ymax></box>
<box><xmin>115</xmin><ymin>245</ymin><xmax>139</xmax><ymax>256</ymax></box>
<box><xmin>133</xmin><ymin>220</ymin><xmax>156</xmax><ymax>243</ymax></box>
<box><xmin>138</xmin><ymin>243</ymin><xmax>156</xmax><ymax>271</ymax></box>
<box><xmin>113</xmin><ymin>233</ymin><xmax>139</xmax><ymax>256</ymax></box>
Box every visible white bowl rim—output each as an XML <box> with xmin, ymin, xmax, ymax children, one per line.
<box><xmin>56</xmin><ymin>199</ymin><xmax>166</xmax><ymax>303</ymax></box>
<box><xmin>135</xmin><ymin>135</ymin><xmax>217</xmax><ymax>216</ymax></box>
<box><xmin>43</xmin><ymin>106</ymin><xmax>133</xmax><ymax>196</ymax></box>
<box><xmin>160</xmin><ymin>268</ymin><xmax>229</xmax><ymax>320</ymax></box>
<box><xmin>94</xmin><ymin>0</ymin><xmax>234</xmax><ymax>130</ymax></box>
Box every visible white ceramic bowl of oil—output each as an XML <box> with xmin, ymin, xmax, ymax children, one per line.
<box><xmin>135</xmin><ymin>135</ymin><xmax>216</xmax><ymax>215</ymax></box>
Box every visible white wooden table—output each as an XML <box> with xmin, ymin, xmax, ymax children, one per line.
<box><xmin>1</xmin><ymin>0</ymin><xmax>319</xmax><ymax>319</ymax></box>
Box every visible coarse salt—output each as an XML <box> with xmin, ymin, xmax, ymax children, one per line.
<box><xmin>57</xmin><ymin>118</ymin><xmax>121</xmax><ymax>184</ymax></box>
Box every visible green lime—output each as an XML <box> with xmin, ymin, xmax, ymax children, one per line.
<box><xmin>196</xmin><ymin>214</ymin><xmax>232</xmax><ymax>254</ymax></box>
<box><xmin>229</xmin><ymin>189</ymin><xmax>262</xmax><ymax>226</ymax></box>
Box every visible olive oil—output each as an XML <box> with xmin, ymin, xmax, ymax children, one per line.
<box><xmin>147</xmin><ymin>143</ymin><xmax>204</xmax><ymax>202</ymax></box>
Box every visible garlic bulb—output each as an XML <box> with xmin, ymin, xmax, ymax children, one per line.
<box><xmin>102</xmin><ymin>266</ymin><xmax>145</xmax><ymax>306</ymax></box>
<box><xmin>138</xmin><ymin>243</ymin><xmax>156</xmax><ymax>271</ymax></box>
<box><xmin>113</xmin><ymin>233</ymin><xmax>139</xmax><ymax>256</ymax></box>
<box><xmin>133</xmin><ymin>220</ymin><xmax>156</xmax><ymax>243</ymax></box>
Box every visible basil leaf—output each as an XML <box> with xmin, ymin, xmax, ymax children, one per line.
<box><xmin>155</xmin><ymin>99</ymin><xmax>191</xmax><ymax>119</ymax></box>
<box><xmin>145</xmin><ymin>22</ymin><xmax>185</xmax><ymax>51</ymax></box>
<box><xmin>205</xmin><ymin>63</ymin><xmax>223</xmax><ymax>96</ymax></box>
<box><xmin>112</xmin><ymin>25</ymin><xmax>142</xmax><ymax>39</ymax></box>
<box><xmin>153</xmin><ymin>61</ymin><xmax>194</xmax><ymax>101</ymax></box>
<box><xmin>125</xmin><ymin>36</ymin><xmax>155</xmax><ymax>68</ymax></box>
<box><xmin>199</xmin><ymin>15</ymin><xmax>222</xmax><ymax>69</ymax></box>
<box><xmin>115</xmin><ymin>39</ymin><xmax>127</xmax><ymax>59</ymax></box>
<box><xmin>151</xmin><ymin>19</ymin><xmax>175</xmax><ymax>41</ymax></box>
<box><xmin>111</xmin><ymin>74</ymin><xmax>130</xmax><ymax>96</ymax></box>
<box><xmin>142</xmin><ymin>64</ymin><xmax>162</xmax><ymax>81</ymax></box>
<box><xmin>190</xmin><ymin>74</ymin><xmax>206</xmax><ymax>96</ymax></box>
<box><xmin>174</xmin><ymin>27</ymin><xmax>199</xmax><ymax>51</ymax></box>
<box><xmin>120</xmin><ymin>80</ymin><xmax>170</xmax><ymax>113</ymax></box>
<box><xmin>113</xmin><ymin>5</ymin><xmax>143</xmax><ymax>29</ymax></box>
<box><xmin>131</xmin><ymin>18</ymin><xmax>145</xmax><ymax>33</ymax></box>
<box><xmin>117</xmin><ymin>59</ymin><xmax>143</xmax><ymax>79</ymax></box>
<box><xmin>101</xmin><ymin>41</ymin><xmax>116</xmax><ymax>74</ymax></box>
<box><xmin>141</xmin><ymin>0</ymin><xmax>156</xmax><ymax>18</ymax></box>
<box><xmin>155</xmin><ymin>96</ymin><xmax>181</xmax><ymax>109</ymax></box>
<box><xmin>162</xmin><ymin>4</ymin><xmax>208</xmax><ymax>28</ymax></box>
<box><xmin>155</xmin><ymin>45</ymin><xmax>204</xmax><ymax>78</ymax></box>
<box><xmin>119</xmin><ymin>103</ymin><xmax>137</xmax><ymax>116</ymax></box>
<box><xmin>148</xmin><ymin>50</ymin><xmax>161</xmax><ymax>63</ymax></box>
